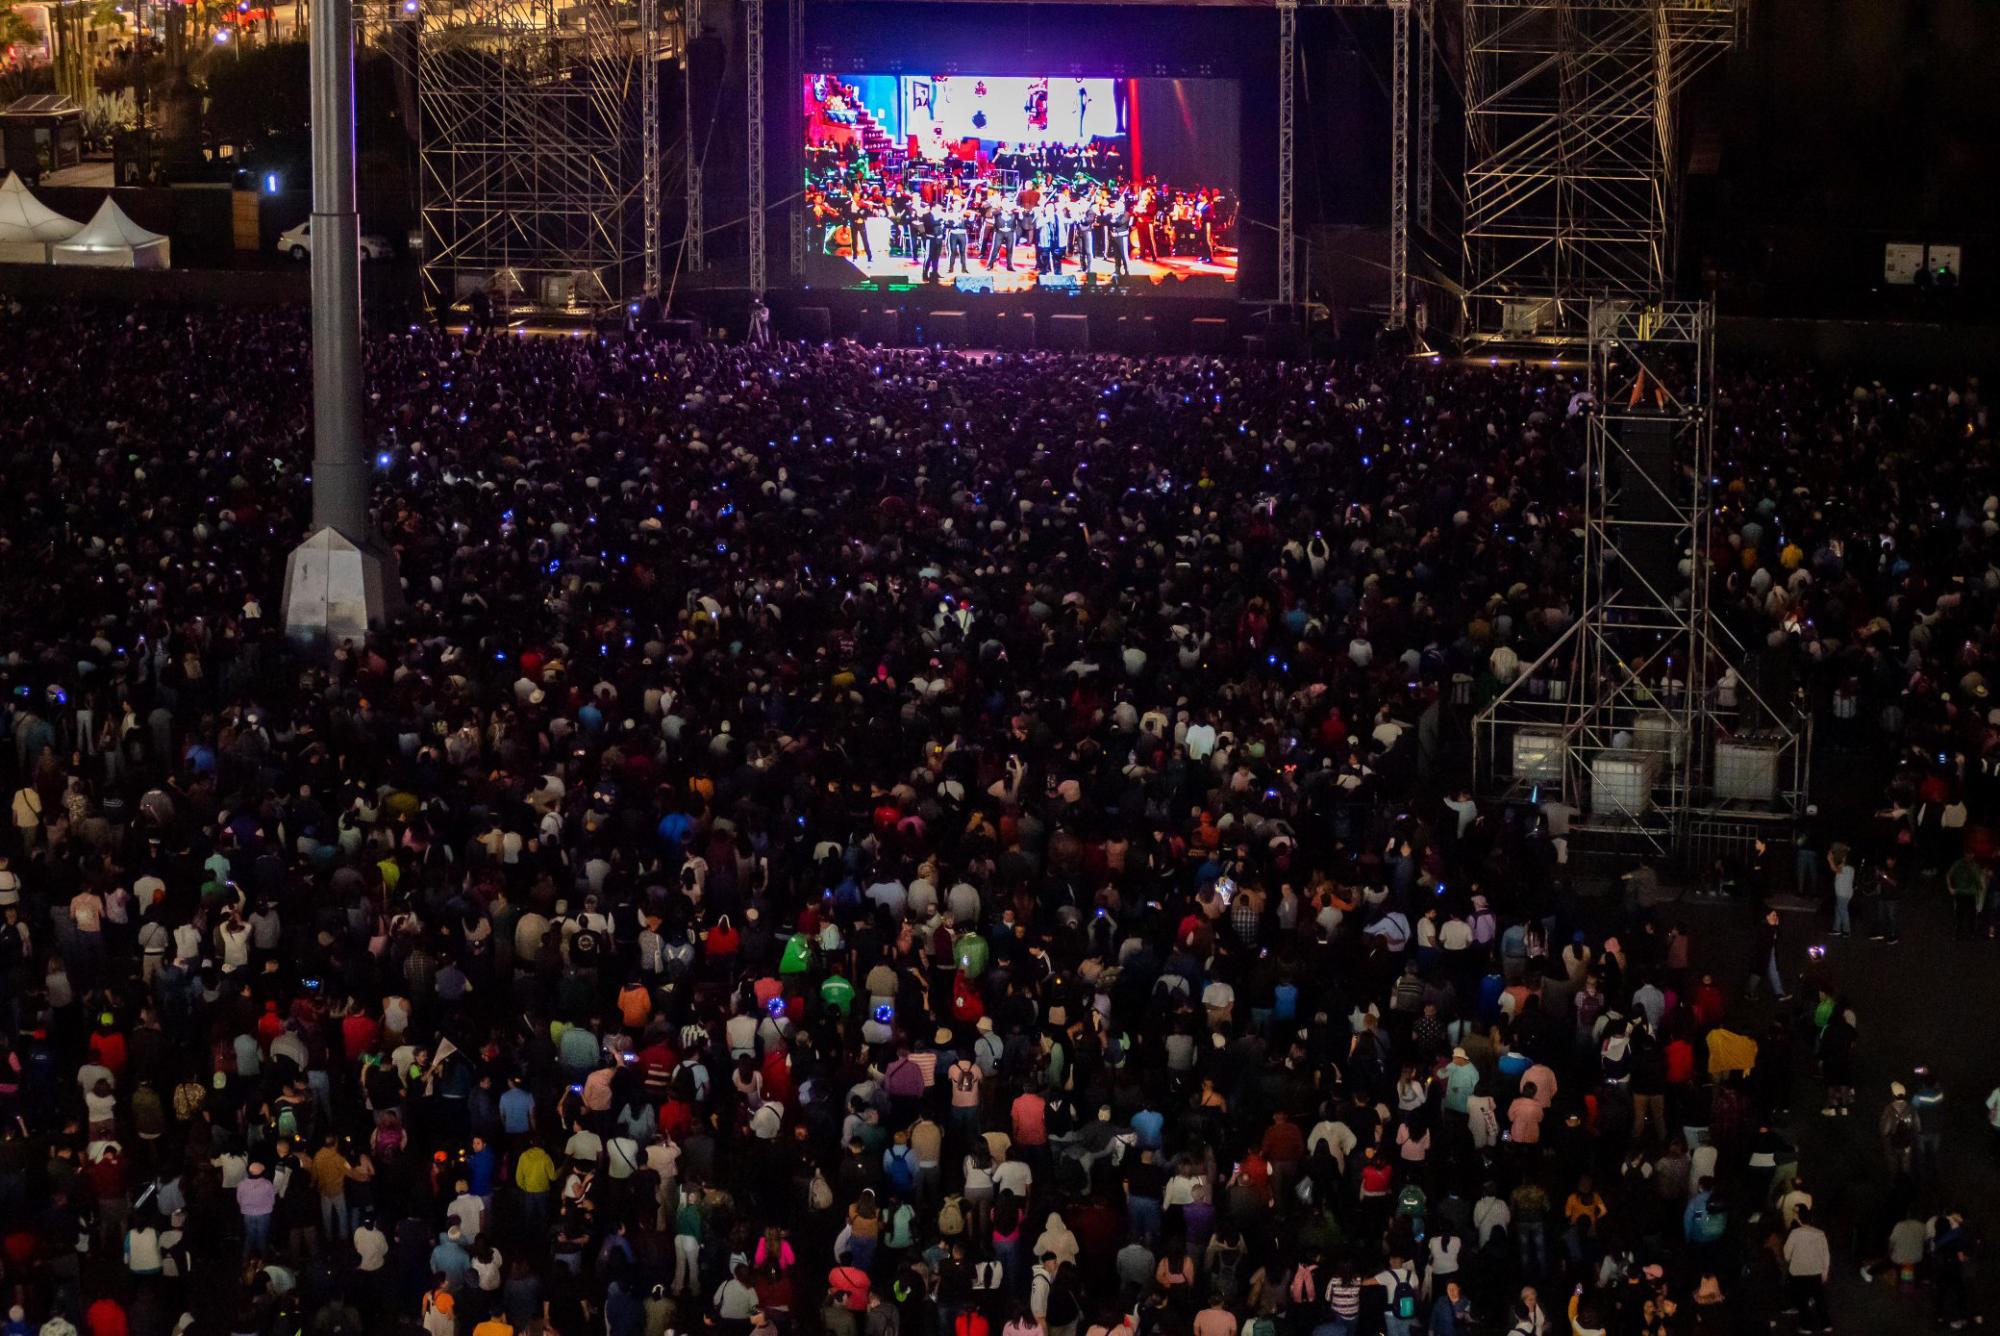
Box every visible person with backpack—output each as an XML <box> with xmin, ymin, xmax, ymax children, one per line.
<box><xmin>883</xmin><ymin>1131</ymin><xmax>920</xmax><ymax>1199</ymax></box>
<box><xmin>1372</xmin><ymin>1250</ymin><xmax>1421</xmax><ymax>1336</ymax></box>
<box><xmin>1029</xmin><ymin>1254</ymin><xmax>1081</xmax><ymax>1336</ymax></box>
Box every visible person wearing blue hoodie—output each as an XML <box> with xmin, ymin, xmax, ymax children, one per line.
<box><xmin>430</xmin><ymin>1224</ymin><xmax>472</xmax><ymax>1291</ymax></box>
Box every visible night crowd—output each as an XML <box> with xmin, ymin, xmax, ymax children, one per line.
<box><xmin>0</xmin><ymin>300</ymin><xmax>1995</xmax><ymax>1336</ymax></box>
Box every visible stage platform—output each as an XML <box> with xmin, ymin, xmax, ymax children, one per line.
<box><xmin>746</xmin><ymin>280</ymin><xmax>1302</xmax><ymax>356</ymax></box>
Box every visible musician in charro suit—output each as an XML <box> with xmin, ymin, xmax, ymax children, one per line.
<box><xmin>1068</xmin><ymin>193</ymin><xmax>1097</xmax><ymax>273</ymax></box>
<box><xmin>944</xmin><ymin>198</ymin><xmax>970</xmax><ymax>275</ymax></box>
<box><xmin>985</xmin><ymin>199</ymin><xmax>1018</xmax><ymax>271</ymax></box>
<box><xmin>1107</xmin><ymin>199</ymin><xmax>1131</xmax><ymax>278</ymax></box>
<box><xmin>847</xmin><ymin>190</ymin><xmax>875</xmax><ymax>262</ymax></box>
<box><xmin>1035</xmin><ymin>202</ymin><xmax>1064</xmax><ymax>275</ymax></box>
<box><xmin>1133</xmin><ymin>183</ymin><xmax>1158</xmax><ymax>262</ymax></box>
<box><xmin>919</xmin><ymin>204</ymin><xmax>944</xmax><ymax>282</ymax></box>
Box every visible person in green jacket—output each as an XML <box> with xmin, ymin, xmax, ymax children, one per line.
<box><xmin>1947</xmin><ymin>855</ymin><xmax>1987</xmax><ymax>938</ymax></box>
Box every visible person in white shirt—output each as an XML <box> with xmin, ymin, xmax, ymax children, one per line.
<box><xmin>1438</xmin><ymin>914</ymin><xmax>1475</xmax><ymax>953</ymax></box>
<box><xmin>992</xmin><ymin>1148</ymin><xmax>1033</xmax><ymax>1199</ymax></box>
<box><xmin>1308</xmin><ymin>1117</ymin><xmax>1357</xmax><ymax>1172</ymax></box>
<box><xmin>216</xmin><ymin>910</ymin><xmax>252</xmax><ymax>971</ymax></box>
<box><xmin>447</xmin><ymin>1180</ymin><xmax>485</xmax><ymax>1238</ymax></box>
<box><xmin>1781</xmin><ymin>1208</ymin><xmax>1832</xmax><ymax>1331</ymax></box>
<box><xmin>1473</xmin><ymin>1190</ymin><xmax>1512</xmax><ymax>1247</ymax></box>
<box><xmin>137</xmin><ymin>919</ymin><xmax>170</xmax><ymax>982</ymax></box>
<box><xmin>565</xmin><ymin>1125</ymin><xmax>604</xmax><ymax>1164</ymax></box>
<box><xmin>606</xmin><ymin>1134</ymin><xmax>642</xmax><ymax>1179</ymax></box>
<box><xmin>1427</xmin><ymin>1231</ymin><xmax>1462</xmax><ymax>1294</ymax></box>
<box><xmin>354</xmin><ymin>1217</ymin><xmax>389</xmax><ymax>1271</ymax></box>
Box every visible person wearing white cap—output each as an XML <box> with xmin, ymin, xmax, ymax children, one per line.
<box><xmin>1442</xmin><ymin>1046</ymin><xmax>1480</xmax><ymax>1129</ymax></box>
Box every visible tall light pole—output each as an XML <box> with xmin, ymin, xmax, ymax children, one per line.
<box><xmin>282</xmin><ymin>0</ymin><xmax>399</xmax><ymax>646</ymax></box>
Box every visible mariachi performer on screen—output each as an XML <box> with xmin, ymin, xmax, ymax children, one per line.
<box><xmin>846</xmin><ymin>189</ymin><xmax>875</xmax><ymax>262</ymax></box>
<box><xmin>1034</xmin><ymin>201</ymin><xmax>1063</xmax><ymax>275</ymax></box>
<box><xmin>984</xmin><ymin>197</ymin><xmax>1018</xmax><ymax>271</ymax></box>
<box><xmin>1133</xmin><ymin>182</ymin><xmax>1159</xmax><ymax>263</ymax></box>
<box><xmin>1068</xmin><ymin>191</ymin><xmax>1099</xmax><ymax>273</ymax></box>
<box><xmin>944</xmin><ymin>197</ymin><xmax>971</xmax><ymax>275</ymax></box>
<box><xmin>1107</xmin><ymin>199</ymin><xmax>1131</xmax><ymax>278</ymax></box>
<box><xmin>919</xmin><ymin>203</ymin><xmax>944</xmax><ymax>282</ymax></box>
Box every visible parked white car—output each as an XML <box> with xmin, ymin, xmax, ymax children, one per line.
<box><xmin>278</xmin><ymin>221</ymin><xmax>395</xmax><ymax>260</ymax></box>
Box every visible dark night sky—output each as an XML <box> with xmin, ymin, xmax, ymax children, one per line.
<box><xmin>1717</xmin><ymin>0</ymin><xmax>1998</xmax><ymax>231</ymax></box>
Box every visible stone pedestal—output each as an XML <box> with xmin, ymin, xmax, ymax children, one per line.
<box><xmin>282</xmin><ymin>527</ymin><xmax>399</xmax><ymax>647</ymax></box>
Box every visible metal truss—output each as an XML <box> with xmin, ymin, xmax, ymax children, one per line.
<box><xmin>642</xmin><ymin>0</ymin><xmax>663</xmax><ymax>295</ymax></box>
<box><xmin>1461</xmin><ymin>0</ymin><xmax>1738</xmax><ymax>344</ymax></box>
<box><xmin>1386</xmin><ymin>0</ymin><xmax>1409</xmax><ymax>328</ymax></box>
<box><xmin>745</xmin><ymin>0</ymin><xmax>767</xmax><ymax>295</ymax></box>
<box><xmin>414</xmin><ymin>0</ymin><xmax>652</xmax><ymax>312</ymax></box>
<box><xmin>1415</xmin><ymin>0</ymin><xmax>1434</xmax><ymax>234</ymax></box>
<box><xmin>1473</xmin><ymin>300</ymin><xmax>1807</xmax><ymax>862</ymax></box>
<box><xmin>684</xmin><ymin>0</ymin><xmax>705</xmax><ymax>274</ymax></box>
<box><xmin>1277</xmin><ymin>0</ymin><xmax>1298</xmax><ymax>307</ymax></box>
<box><xmin>787</xmin><ymin>0</ymin><xmax>806</xmax><ymax>280</ymax></box>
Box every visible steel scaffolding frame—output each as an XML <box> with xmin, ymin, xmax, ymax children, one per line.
<box><xmin>1461</xmin><ymin>0</ymin><xmax>1738</xmax><ymax>344</ymax></box>
<box><xmin>787</xmin><ymin>0</ymin><xmax>806</xmax><ymax>280</ymax></box>
<box><xmin>684</xmin><ymin>0</ymin><xmax>704</xmax><ymax>274</ymax></box>
<box><xmin>416</xmin><ymin>0</ymin><xmax>649</xmax><ymax>311</ymax></box>
<box><xmin>1471</xmin><ymin>300</ymin><xmax>1807</xmax><ymax>860</ymax></box>
<box><xmin>1277</xmin><ymin>0</ymin><xmax>1298</xmax><ymax>308</ymax></box>
<box><xmin>642</xmin><ymin>0</ymin><xmax>663</xmax><ymax>294</ymax></box>
<box><xmin>1415</xmin><ymin>0</ymin><xmax>1434</xmax><ymax>234</ymax></box>
<box><xmin>1385</xmin><ymin>0</ymin><xmax>1409</xmax><ymax>328</ymax></box>
<box><xmin>745</xmin><ymin>0</ymin><xmax>767</xmax><ymax>296</ymax></box>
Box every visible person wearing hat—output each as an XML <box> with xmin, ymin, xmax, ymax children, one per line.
<box><xmin>1781</xmin><ymin>1205</ymin><xmax>1833</xmax><ymax>1333</ymax></box>
<box><xmin>1441</xmin><ymin>1045</ymin><xmax>1481</xmax><ymax>1134</ymax></box>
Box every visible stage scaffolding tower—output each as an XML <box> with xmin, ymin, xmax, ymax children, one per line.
<box><xmin>414</xmin><ymin>0</ymin><xmax>659</xmax><ymax>312</ymax></box>
<box><xmin>744</xmin><ymin>0</ymin><xmax>767</xmax><ymax>296</ymax></box>
<box><xmin>1471</xmin><ymin>300</ymin><xmax>1808</xmax><ymax>865</ymax></box>
<box><xmin>787</xmin><ymin>0</ymin><xmax>806</xmax><ymax>281</ymax></box>
<box><xmin>1385</xmin><ymin>0</ymin><xmax>1409</xmax><ymax>329</ymax></box>
<box><xmin>1461</xmin><ymin>0</ymin><xmax>1740</xmax><ymax>344</ymax></box>
<box><xmin>641</xmin><ymin>0</ymin><xmax>663</xmax><ymax>295</ymax></box>
<box><xmin>684</xmin><ymin>0</ymin><xmax>704</xmax><ymax>274</ymax></box>
<box><xmin>1276</xmin><ymin>0</ymin><xmax>1298</xmax><ymax>308</ymax></box>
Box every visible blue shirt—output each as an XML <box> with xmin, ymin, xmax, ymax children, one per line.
<box><xmin>1130</xmin><ymin>1108</ymin><xmax>1165</xmax><ymax>1153</ymax></box>
<box><xmin>499</xmin><ymin>1087</ymin><xmax>535</xmax><ymax>1135</ymax></box>
<box><xmin>430</xmin><ymin>1237</ymin><xmax>471</xmax><ymax>1287</ymax></box>
<box><xmin>467</xmin><ymin>1144</ymin><xmax>499</xmax><ymax>1197</ymax></box>
<box><xmin>1683</xmin><ymin>1191</ymin><xmax>1726</xmax><ymax>1243</ymax></box>
<box><xmin>1428</xmin><ymin>1294</ymin><xmax>1472</xmax><ymax>1336</ymax></box>
<box><xmin>1443</xmin><ymin>1061</ymin><xmax>1480</xmax><ymax>1115</ymax></box>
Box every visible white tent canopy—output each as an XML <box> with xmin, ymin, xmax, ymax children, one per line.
<box><xmin>51</xmin><ymin>197</ymin><xmax>171</xmax><ymax>269</ymax></box>
<box><xmin>0</xmin><ymin>171</ymin><xmax>83</xmax><ymax>264</ymax></box>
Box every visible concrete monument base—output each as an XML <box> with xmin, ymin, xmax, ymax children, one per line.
<box><xmin>282</xmin><ymin>527</ymin><xmax>400</xmax><ymax>647</ymax></box>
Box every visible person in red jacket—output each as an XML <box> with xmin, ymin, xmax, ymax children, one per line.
<box><xmin>85</xmin><ymin>1296</ymin><xmax>128</xmax><ymax>1336</ymax></box>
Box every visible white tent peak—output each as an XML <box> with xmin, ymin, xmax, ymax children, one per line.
<box><xmin>0</xmin><ymin>172</ymin><xmax>82</xmax><ymax>243</ymax></box>
<box><xmin>63</xmin><ymin>196</ymin><xmax>167</xmax><ymax>250</ymax></box>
